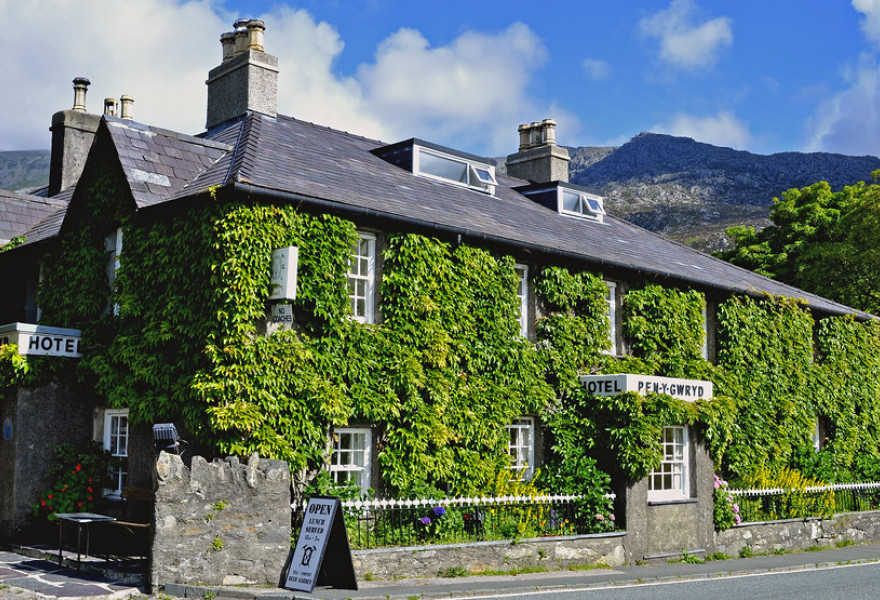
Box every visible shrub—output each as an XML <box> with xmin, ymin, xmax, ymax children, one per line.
<box><xmin>32</xmin><ymin>442</ymin><xmax>111</xmax><ymax>520</ymax></box>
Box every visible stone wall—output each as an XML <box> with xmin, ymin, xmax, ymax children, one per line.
<box><xmin>715</xmin><ymin>510</ymin><xmax>880</xmax><ymax>556</ymax></box>
<box><xmin>352</xmin><ymin>533</ymin><xmax>626</xmax><ymax>579</ymax></box>
<box><xmin>0</xmin><ymin>382</ymin><xmax>90</xmax><ymax>542</ymax></box>
<box><xmin>620</xmin><ymin>434</ymin><xmax>715</xmax><ymax>563</ymax></box>
<box><xmin>151</xmin><ymin>452</ymin><xmax>291</xmax><ymax>589</ymax></box>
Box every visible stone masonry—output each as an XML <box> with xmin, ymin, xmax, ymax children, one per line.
<box><xmin>151</xmin><ymin>452</ymin><xmax>291</xmax><ymax>590</ymax></box>
<box><xmin>353</xmin><ymin>533</ymin><xmax>626</xmax><ymax>579</ymax></box>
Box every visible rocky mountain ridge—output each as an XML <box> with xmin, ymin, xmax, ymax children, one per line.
<box><xmin>566</xmin><ymin>133</ymin><xmax>880</xmax><ymax>251</ymax></box>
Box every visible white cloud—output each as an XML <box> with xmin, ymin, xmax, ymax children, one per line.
<box><xmin>0</xmin><ymin>1</ymin><xmax>556</xmax><ymax>156</ymax></box>
<box><xmin>0</xmin><ymin>0</ymin><xmax>226</xmax><ymax>150</ymax></box>
<box><xmin>805</xmin><ymin>58</ymin><xmax>880</xmax><ymax>156</ymax></box>
<box><xmin>653</xmin><ymin>111</ymin><xmax>752</xmax><ymax>149</ymax></box>
<box><xmin>582</xmin><ymin>58</ymin><xmax>611</xmax><ymax>81</ymax></box>
<box><xmin>356</xmin><ymin>23</ymin><xmax>551</xmax><ymax>152</ymax></box>
<box><xmin>854</xmin><ymin>0</ymin><xmax>880</xmax><ymax>46</ymax></box>
<box><xmin>639</xmin><ymin>0</ymin><xmax>733</xmax><ymax>71</ymax></box>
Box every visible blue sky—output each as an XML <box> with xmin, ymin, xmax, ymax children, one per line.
<box><xmin>3</xmin><ymin>0</ymin><xmax>880</xmax><ymax>159</ymax></box>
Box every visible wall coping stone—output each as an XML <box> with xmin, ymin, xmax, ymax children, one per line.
<box><xmin>352</xmin><ymin>530</ymin><xmax>628</xmax><ymax>556</ymax></box>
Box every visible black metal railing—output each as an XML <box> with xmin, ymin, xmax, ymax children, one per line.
<box><xmin>729</xmin><ymin>482</ymin><xmax>880</xmax><ymax>522</ymax></box>
<box><xmin>292</xmin><ymin>493</ymin><xmax>618</xmax><ymax>549</ymax></box>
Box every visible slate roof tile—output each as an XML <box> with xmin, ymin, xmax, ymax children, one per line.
<box><xmin>0</xmin><ymin>189</ymin><xmax>67</xmax><ymax>244</ymax></box>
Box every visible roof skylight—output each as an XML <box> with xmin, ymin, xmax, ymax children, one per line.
<box><xmin>371</xmin><ymin>139</ymin><xmax>497</xmax><ymax>195</ymax></box>
<box><xmin>516</xmin><ymin>182</ymin><xmax>607</xmax><ymax>223</ymax></box>
<box><xmin>561</xmin><ymin>189</ymin><xmax>605</xmax><ymax>220</ymax></box>
<box><xmin>415</xmin><ymin>147</ymin><xmax>497</xmax><ymax>194</ymax></box>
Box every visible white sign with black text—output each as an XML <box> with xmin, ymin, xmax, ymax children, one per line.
<box><xmin>285</xmin><ymin>496</ymin><xmax>357</xmax><ymax>593</ymax></box>
<box><xmin>579</xmin><ymin>373</ymin><xmax>713</xmax><ymax>402</ymax></box>
<box><xmin>0</xmin><ymin>322</ymin><xmax>82</xmax><ymax>358</ymax></box>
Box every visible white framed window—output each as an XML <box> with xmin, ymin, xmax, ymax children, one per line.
<box><xmin>560</xmin><ymin>188</ymin><xmax>605</xmax><ymax>222</ymax></box>
<box><xmin>414</xmin><ymin>146</ymin><xmax>497</xmax><ymax>194</ymax></box>
<box><xmin>514</xmin><ymin>264</ymin><xmax>529</xmax><ymax>337</ymax></box>
<box><xmin>648</xmin><ymin>426</ymin><xmax>690</xmax><ymax>502</ymax></box>
<box><xmin>507</xmin><ymin>417</ymin><xmax>534</xmax><ymax>480</ymax></box>
<box><xmin>329</xmin><ymin>427</ymin><xmax>372</xmax><ymax>496</ymax></box>
<box><xmin>347</xmin><ymin>233</ymin><xmax>376</xmax><ymax>323</ymax></box>
<box><xmin>604</xmin><ymin>281</ymin><xmax>617</xmax><ymax>355</ymax></box>
<box><xmin>103</xmin><ymin>409</ymin><xmax>129</xmax><ymax>498</ymax></box>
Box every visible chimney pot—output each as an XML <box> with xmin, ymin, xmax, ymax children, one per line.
<box><xmin>120</xmin><ymin>95</ymin><xmax>134</xmax><ymax>119</ymax></box>
<box><xmin>104</xmin><ymin>98</ymin><xmax>117</xmax><ymax>116</ymax></box>
<box><xmin>72</xmin><ymin>77</ymin><xmax>91</xmax><ymax>111</ymax></box>
<box><xmin>220</xmin><ymin>32</ymin><xmax>236</xmax><ymax>62</ymax></box>
<box><xmin>518</xmin><ymin>124</ymin><xmax>531</xmax><ymax>151</ymax></box>
<box><xmin>246</xmin><ymin>19</ymin><xmax>265</xmax><ymax>52</ymax></box>
<box><xmin>233</xmin><ymin>19</ymin><xmax>248</xmax><ymax>55</ymax></box>
<box><xmin>542</xmin><ymin>119</ymin><xmax>557</xmax><ymax>146</ymax></box>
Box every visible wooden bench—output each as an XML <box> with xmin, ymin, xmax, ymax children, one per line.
<box><xmin>97</xmin><ymin>487</ymin><xmax>152</xmax><ymax>558</ymax></box>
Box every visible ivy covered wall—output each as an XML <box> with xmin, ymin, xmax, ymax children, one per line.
<box><xmin>6</xmin><ymin>170</ymin><xmax>880</xmax><ymax>497</ymax></box>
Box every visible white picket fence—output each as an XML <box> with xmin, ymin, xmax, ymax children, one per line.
<box><xmin>729</xmin><ymin>482</ymin><xmax>880</xmax><ymax>496</ymax></box>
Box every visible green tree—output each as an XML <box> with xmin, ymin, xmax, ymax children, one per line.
<box><xmin>717</xmin><ymin>173</ymin><xmax>880</xmax><ymax>314</ymax></box>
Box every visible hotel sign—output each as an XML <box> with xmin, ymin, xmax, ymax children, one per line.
<box><xmin>579</xmin><ymin>373</ymin><xmax>712</xmax><ymax>402</ymax></box>
<box><xmin>0</xmin><ymin>323</ymin><xmax>82</xmax><ymax>358</ymax></box>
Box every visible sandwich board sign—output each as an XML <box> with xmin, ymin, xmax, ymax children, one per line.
<box><xmin>284</xmin><ymin>496</ymin><xmax>357</xmax><ymax>593</ymax></box>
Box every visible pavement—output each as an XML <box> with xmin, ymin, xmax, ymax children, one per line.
<box><xmin>3</xmin><ymin>542</ymin><xmax>880</xmax><ymax>600</ymax></box>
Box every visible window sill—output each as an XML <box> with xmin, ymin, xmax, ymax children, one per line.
<box><xmin>647</xmin><ymin>497</ymin><xmax>697</xmax><ymax>506</ymax></box>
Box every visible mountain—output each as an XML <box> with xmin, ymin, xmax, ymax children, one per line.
<box><xmin>0</xmin><ymin>150</ymin><xmax>50</xmax><ymax>192</ymax></box>
<box><xmin>5</xmin><ymin>137</ymin><xmax>880</xmax><ymax>253</ymax></box>
<box><xmin>567</xmin><ymin>133</ymin><xmax>880</xmax><ymax>252</ymax></box>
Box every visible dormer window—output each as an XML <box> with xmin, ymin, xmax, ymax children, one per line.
<box><xmin>561</xmin><ymin>189</ymin><xmax>605</xmax><ymax>219</ymax></box>
<box><xmin>373</xmin><ymin>139</ymin><xmax>497</xmax><ymax>195</ymax></box>
<box><xmin>516</xmin><ymin>182</ymin><xmax>606</xmax><ymax>223</ymax></box>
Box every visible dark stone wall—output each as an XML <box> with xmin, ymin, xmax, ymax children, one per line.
<box><xmin>0</xmin><ymin>381</ymin><xmax>91</xmax><ymax>541</ymax></box>
<box><xmin>151</xmin><ymin>453</ymin><xmax>291</xmax><ymax>589</ymax></box>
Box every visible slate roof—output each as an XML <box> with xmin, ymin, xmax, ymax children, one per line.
<box><xmin>104</xmin><ymin>116</ymin><xmax>230</xmax><ymax>208</ymax></box>
<box><xmin>6</xmin><ymin>111</ymin><xmax>869</xmax><ymax>319</ymax></box>
<box><xmin>0</xmin><ymin>189</ymin><xmax>66</xmax><ymax>245</ymax></box>
<box><xmin>187</xmin><ymin>112</ymin><xmax>864</xmax><ymax>318</ymax></box>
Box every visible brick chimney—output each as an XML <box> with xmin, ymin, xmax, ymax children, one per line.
<box><xmin>505</xmin><ymin>119</ymin><xmax>570</xmax><ymax>184</ymax></box>
<box><xmin>49</xmin><ymin>77</ymin><xmax>101</xmax><ymax>196</ymax></box>
<box><xmin>205</xmin><ymin>19</ymin><xmax>278</xmax><ymax>130</ymax></box>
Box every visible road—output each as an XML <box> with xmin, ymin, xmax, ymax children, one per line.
<box><xmin>441</xmin><ymin>562</ymin><xmax>880</xmax><ymax>600</ymax></box>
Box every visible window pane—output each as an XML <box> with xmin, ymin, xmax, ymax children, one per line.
<box><xmin>562</xmin><ymin>190</ymin><xmax>580</xmax><ymax>213</ymax></box>
<box><xmin>420</xmin><ymin>151</ymin><xmax>468</xmax><ymax>183</ymax></box>
<box><xmin>648</xmin><ymin>426</ymin><xmax>689</xmax><ymax>499</ymax></box>
<box><xmin>346</xmin><ymin>234</ymin><xmax>375</xmax><ymax>322</ymax></box>
<box><xmin>328</xmin><ymin>428</ymin><xmax>372</xmax><ymax>495</ymax></box>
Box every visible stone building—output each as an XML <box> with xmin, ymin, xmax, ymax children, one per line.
<box><xmin>0</xmin><ymin>19</ymin><xmax>868</xmax><ymax>563</ymax></box>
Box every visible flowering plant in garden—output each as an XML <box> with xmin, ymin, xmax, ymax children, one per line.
<box><xmin>416</xmin><ymin>505</ymin><xmax>448</xmax><ymax>538</ymax></box>
<box><xmin>713</xmin><ymin>474</ymin><xmax>741</xmax><ymax>530</ymax></box>
<box><xmin>32</xmin><ymin>443</ymin><xmax>111</xmax><ymax>521</ymax></box>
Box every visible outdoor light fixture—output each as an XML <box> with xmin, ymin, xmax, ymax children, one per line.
<box><xmin>152</xmin><ymin>423</ymin><xmax>186</xmax><ymax>455</ymax></box>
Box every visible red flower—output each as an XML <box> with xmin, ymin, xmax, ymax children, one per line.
<box><xmin>75</xmin><ymin>464</ymin><xmax>81</xmax><ymax>472</ymax></box>
<box><xmin>88</xmin><ymin>478</ymin><xmax>93</xmax><ymax>482</ymax></box>
<box><xmin>87</xmin><ymin>497</ymin><xmax>92</xmax><ymax>501</ymax></box>
<box><xmin>77</xmin><ymin>502</ymin><xmax>83</xmax><ymax>507</ymax></box>
<box><xmin>47</xmin><ymin>494</ymin><xmax>53</xmax><ymax>499</ymax></box>
<box><xmin>41</xmin><ymin>500</ymin><xmax>46</xmax><ymax>506</ymax></box>
<box><xmin>87</xmin><ymin>487</ymin><xmax>92</xmax><ymax>493</ymax></box>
